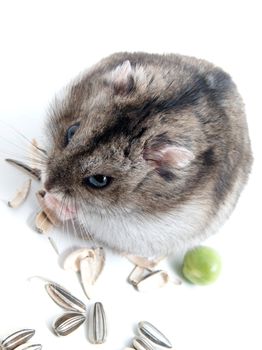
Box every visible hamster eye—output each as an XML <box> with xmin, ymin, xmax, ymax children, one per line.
<box><xmin>83</xmin><ymin>175</ymin><xmax>112</xmax><ymax>189</ymax></box>
<box><xmin>65</xmin><ymin>123</ymin><xmax>80</xmax><ymax>146</ymax></box>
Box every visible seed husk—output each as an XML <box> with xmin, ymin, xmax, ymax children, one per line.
<box><xmin>8</xmin><ymin>179</ymin><xmax>32</xmax><ymax>208</ymax></box>
<box><xmin>136</xmin><ymin>270</ymin><xmax>169</xmax><ymax>292</ymax></box>
<box><xmin>128</xmin><ymin>266</ymin><xmax>146</xmax><ymax>285</ymax></box>
<box><xmin>35</xmin><ymin>211</ymin><xmax>53</xmax><ymax>234</ymax></box>
<box><xmin>1</xmin><ymin>329</ymin><xmax>35</xmax><ymax>350</ymax></box>
<box><xmin>138</xmin><ymin>321</ymin><xmax>172</xmax><ymax>348</ymax></box>
<box><xmin>53</xmin><ymin>312</ymin><xmax>86</xmax><ymax>336</ymax></box>
<box><xmin>45</xmin><ymin>283</ymin><xmax>87</xmax><ymax>313</ymax></box>
<box><xmin>126</xmin><ymin>255</ymin><xmax>163</xmax><ymax>269</ymax></box>
<box><xmin>133</xmin><ymin>336</ymin><xmax>156</xmax><ymax>350</ymax></box>
<box><xmin>5</xmin><ymin>158</ymin><xmax>41</xmax><ymax>181</ymax></box>
<box><xmin>14</xmin><ymin>345</ymin><xmax>42</xmax><ymax>350</ymax></box>
<box><xmin>88</xmin><ymin>302</ymin><xmax>107</xmax><ymax>344</ymax></box>
<box><xmin>35</xmin><ymin>190</ymin><xmax>61</xmax><ymax>226</ymax></box>
<box><xmin>63</xmin><ymin>248</ymin><xmax>95</xmax><ymax>272</ymax></box>
<box><xmin>29</xmin><ymin>138</ymin><xmax>46</xmax><ymax>168</ymax></box>
<box><xmin>79</xmin><ymin>248</ymin><xmax>105</xmax><ymax>299</ymax></box>
<box><xmin>80</xmin><ymin>256</ymin><xmax>95</xmax><ymax>299</ymax></box>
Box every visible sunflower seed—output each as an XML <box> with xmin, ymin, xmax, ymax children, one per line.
<box><xmin>1</xmin><ymin>329</ymin><xmax>35</xmax><ymax>350</ymax></box>
<box><xmin>35</xmin><ymin>211</ymin><xmax>53</xmax><ymax>234</ymax></box>
<box><xmin>136</xmin><ymin>270</ymin><xmax>169</xmax><ymax>292</ymax></box>
<box><xmin>53</xmin><ymin>312</ymin><xmax>86</xmax><ymax>336</ymax></box>
<box><xmin>128</xmin><ymin>266</ymin><xmax>146</xmax><ymax>285</ymax></box>
<box><xmin>14</xmin><ymin>345</ymin><xmax>42</xmax><ymax>350</ymax></box>
<box><xmin>88</xmin><ymin>302</ymin><xmax>107</xmax><ymax>344</ymax></box>
<box><xmin>138</xmin><ymin>321</ymin><xmax>172</xmax><ymax>348</ymax></box>
<box><xmin>5</xmin><ymin>158</ymin><xmax>41</xmax><ymax>181</ymax></box>
<box><xmin>8</xmin><ymin>179</ymin><xmax>32</xmax><ymax>208</ymax></box>
<box><xmin>133</xmin><ymin>336</ymin><xmax>156</xmax><ymax>350</ymax></box>
<box><xmin>45</xmin><ymin>283</ymin><xmax>87</xmax><ymax>313</ymax></box>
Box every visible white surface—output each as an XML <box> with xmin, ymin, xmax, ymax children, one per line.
<box><xmin>0</xmin><ymin>1</ymin><xmax>261</xmax><ymax>349</ymax></box>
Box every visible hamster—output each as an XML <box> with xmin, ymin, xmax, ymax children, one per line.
<box><xmin>42</xmin><ymin>52</ymin><xmax>253</xmax><ymax>258</ymax></box>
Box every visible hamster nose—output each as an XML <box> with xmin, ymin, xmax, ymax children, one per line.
<box><xmin>44</xmin><ymin>179</ymin><xmax>53</xmax><ymax>191</ymax></box>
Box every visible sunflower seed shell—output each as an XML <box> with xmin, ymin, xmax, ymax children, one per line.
<box><xmin>53</xmin><ymin>312</ymin><xmax>86</xmax><ymax>336</ymax></box>
<box><xmin>80</xmin><ymin>256</ymin><xmax>95</xmax><ymax>299</ymax></box>
<box><xmin>8</xmin><ymin>179</ymin><xmax>32</xmax><ymax>208</ymax></box>
<box><xmin>138</xmin><ymin>321</ymin><xmax>172</xmax><ymax>348</ymax></box>
<box><xmin>63</xmin><ymin>248</ymin><xmax>95</xmax><ymax>272</ymax></box>
<box><xmin>79</xmin><ymin>248</ymin><xmax>105</xmax><ymax>299</ymax></box>
<box><xmin>126</xmin><ymin>255</ymin><xmax>163</xmax><ymax>269</ymax></box>
<box><xmin>133</xmin><ymin>336</ymin><xmax>156</xmax><ymax>350</ymax></box>
<box><xmin>5</xmin><ymin>158</ymin><xmax>41</xmax><ymax>180</ymax></box>
<box><xmin>88</xmin><ymin>302</ymin><xmax>107</xmax><ymax>344</ymax></box>
<box><xmin>136</xmin><ymin>270</ymin><xmax>169</xmax><ymax>292</ymax></box>
<box><xmin>35</xmin><ymin>211</ymin><xmax>53</xmax><ymax>234</ymax></box>
<box><xmin>14</xmin><ymin>345</ymin><xmax>42</xmax><ymax>350</ymax></box>
<box><xmin>45</xmin><ymin>283</ymin><xmax>87</xmax><ymax>313</ymax></box>
<box><xmin>128</xmin><ymin>266</ymin><xmax>146</xmax><ymax>285</ymax></box>
<box><xmin>35</xmin><ymin>191</ymin><xmax>61</xmax><ymax>226</ymax></box>
<box><xmin>1</xmin><ymin>329</ymin><xmax>35</xmax><ymax>350</ymax></box>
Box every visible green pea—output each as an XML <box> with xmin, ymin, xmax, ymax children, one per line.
<box><xmin>182</xmin><ymin>246</ymin><xmax>222</xmax><ymax>285</ymax></box>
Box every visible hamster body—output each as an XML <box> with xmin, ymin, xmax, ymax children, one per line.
<box><xmin>43</xmin><ymin>52</ymin><xmax>253</xmax><ymax>257</ymax></box>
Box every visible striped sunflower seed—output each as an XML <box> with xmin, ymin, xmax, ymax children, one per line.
<box><xmin>138</xmin><ymin>321</ymin><xmax>172</xmax><ymax>348</ymax></box>
<box><xmin>133</xmin><ymin>336</ymin><xmax>156</xmax><ymax>350</ymax></box>
<box><xmin>88</xmin><ymin>302</ymin><xmax>107</xmax><ymax>344</ymax></box>
<box><xmin>45</xmin><ymin>283</ymin><xmax>86</xmax><ymax>313</ymax></box>
<box><xmin>53</xmin><ymin>312</ymin><xmax>86</xmax><ymax>336</ymax></box>
<box><xmin>1</xmin><ymin>329</ymin><xmax>35</xmax><ymax>350</ymax></box>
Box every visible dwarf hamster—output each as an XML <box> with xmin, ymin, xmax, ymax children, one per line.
<box><xmin>42</xmin><ymin>52</ymin><xmax>253</xmax><ymax>258</ymax></box>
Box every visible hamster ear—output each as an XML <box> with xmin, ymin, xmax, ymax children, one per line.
<box><xmin>143</xmin><ymin>144</ymin><xmax>195</xmax><ymax>169</ymax></box>
<box><xmin>109</xmin><ymin>60</ymin><xmax>134</xmax><ymax>94</ymax></box>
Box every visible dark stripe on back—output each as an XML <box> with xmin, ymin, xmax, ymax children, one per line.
<box><xmin>87</xmin><ymin>72</ymin><xmax>231</xmax><ymax>153</ymax></box>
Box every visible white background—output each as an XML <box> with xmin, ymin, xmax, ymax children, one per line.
<box><xmin>0</xmin><ymin>1</ymin><xmax>261</xmax><ymax>349</ymax></box>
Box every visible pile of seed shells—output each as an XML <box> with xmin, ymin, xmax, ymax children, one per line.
<box><xmin>125</xmin><ymin>321</ymin><xmax>172</xmax><ymax>350</ymax></box>
<box><xmin>0</xmin><ymin>329</ymin><xmax>42</xmax><ymax>350</ymax></box>
<box><xmin>45</xmin><ymin>282</ymin><xmax>107</xmax><ymax>344</ymax></box>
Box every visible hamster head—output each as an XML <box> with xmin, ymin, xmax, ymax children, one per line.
<box><xmin>43</xmin><ymin>59</ymin><xmax>197</xmax><ymax>221</ymax></box>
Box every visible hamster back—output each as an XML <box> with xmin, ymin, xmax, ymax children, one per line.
<box><xmin>43</xmin><ymin>52</ymin><xmax>253</xmax><ymax>257</ymax></box>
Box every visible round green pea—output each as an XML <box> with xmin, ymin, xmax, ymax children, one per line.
<box><xmin>182</xmin><ymin>246</ymin><xmax>222</xmax><ymax>285</ymax></box>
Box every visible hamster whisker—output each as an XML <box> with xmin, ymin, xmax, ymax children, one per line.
<box><xmin>0</xmin><ymin>119</ymin><xmax>48</xmax><ymax>159</ymax></box>
<box><xmin>57</xmin><ymin>195</ymin><xmax>74</xmax><ymax>253</ymax></box>
<box><xmin>0</xmin><ymin>133</ymin><xmax>47</xmax><ymax>163</ymax></box>
<box><xmin>68</xmin><ymin>199</ymin><xmax>79</xmax><ymax>243</ymax></box>
<box><xmin>75</xmin><ymin>194</ymin><xmax>97</xmax><ymax>245</ymax></box>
